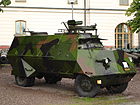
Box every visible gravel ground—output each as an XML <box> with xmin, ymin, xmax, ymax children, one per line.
<box><xmin>0</xmin><ymin>65</ymin><xmax>140</xmax><ymax>105</ymax></box>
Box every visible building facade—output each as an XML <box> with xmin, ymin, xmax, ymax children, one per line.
<box><xmin>0</xmin><ymin>0</ymin><xmax>138</xmax><ymax>49</ymax></box>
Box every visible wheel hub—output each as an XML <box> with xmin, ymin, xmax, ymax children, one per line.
<box><xmin>16</xmin><ymin>77</ymin><xmax>25</xmax><ymax>85</ymax></box>
<box><xmin>80</xmin><ymin>79</ymin><xmax>93</xmax><ymax>92</ymax></box>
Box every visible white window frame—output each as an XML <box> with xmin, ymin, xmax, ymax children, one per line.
<box><xmin>15</xmin><ymin>20</ymin><xmax>26</xmax><ymax>35</ymax></box>
<box><xmin>15</xmin><ymin>0</ymin><xmax>26</xmax><ymax>2</ymax></box>
<box><xmin>119</xmin><ymin>0</ymin><xmax>129</xmax><ymax>6</ymax></box>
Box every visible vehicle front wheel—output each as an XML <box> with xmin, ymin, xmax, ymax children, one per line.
<box><xmin>75</xmin><ymin>75</ymin><xmax>99</xmax><ymax>97</ymax></box>
<box><xmin>15</xmin><ymin>76</ymin><xmax>35</xmax><ymax>87</ymax></box>
<box><xmin>106</xmin><ymin>83</ymin><xmax>128</xmax><ymax>94</ymax></box>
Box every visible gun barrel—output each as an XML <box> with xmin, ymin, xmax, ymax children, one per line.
<box><xmin>126</xmin><ymin>53</ymin><xmax>139</xmax><ymax>59</ymax></box>
<box><xmin>132</xmin><ymin>53</ymin><xmax>140</xmax><ymax>57</ymax></box>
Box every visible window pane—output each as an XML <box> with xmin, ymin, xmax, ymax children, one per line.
<box><xmin>115</xmin><ymin>29</ymin><xmax>117</xmax><ymax>33</ymax></box>
<box><xmin>118</xmin><ymin>45</ymin><xmax>122</xmax><ymax>48</ymax></box>
<box><xmin>118</xmin><ymin>34</ymin><xmax>122</xmax><ymax>39</ymax></box>
<box><xmin>118</xmin><ymin>24</ymin><xmax>122</xmax><ymax>32</ymax></box>
<box><xmin>21</xmin><ymin>22</ymin><xmax>26</xmax><ymax>34</ymax></box>
<box><xmin>124</xmin><ymin>34</ymin><xmax>128</xmax><ymax>39</ymax></box>
<box><xmin>120</xmin><ymin>0</ymin><xmax>129</xmax><ymax>5</ymax></box>
<box><xmin>124</xmin><ymin>40</ymin><xmax>128</xmax><ymax>48</ymax></box>
<box><xmin>15</xmin><ymin>0</ymin><xmax>26</xmax><ymax>2</ymax></box>
<box><xmin>118</xmin><ymin>40</ymin><xmax>122</xmax><ymax>48</ymax></box>
<box><xmin>16</xmin><ymin>22</ymin><xmax>20</xmax><ymax>34</ymax></box>
<box><xmin>123</xmin><ymin>24</ymin><xmax>129</xmax><ymax>32</ymax></box>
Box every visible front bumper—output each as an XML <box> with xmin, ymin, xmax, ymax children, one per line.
<box><xmin>92</xmin><ymin>73</ymin><xmax>136</xmax><ymax>87</ymax></box>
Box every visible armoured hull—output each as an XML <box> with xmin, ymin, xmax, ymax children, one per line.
<box><xmin>8</xmin><ymin>34</ymin><xmax>136</xmax><ymax>82</ymax></box>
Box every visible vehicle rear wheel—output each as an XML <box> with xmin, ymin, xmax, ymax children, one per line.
<box><xmin>106</xmin><ymin>83</ymin><xmax>128</xmax><ymax>94</ymax></box>
<box><xmin>44</xmin><ymin>74</ymin><xmax>62</xmax><ymax>84</ymax></box>
<box><xmin>75</xmin><ymin>75</ymin><xmax>99</xmax><ymax>97</ymax></box>
<box><xmin>15</xmin><ymin>76</ymin><xmax>35</xmax><ymax>87</ymax></box>
<box><xmin>0</xmin><ymin>56</ymin><xmax>8</xmax><ymax>64</ymax></box>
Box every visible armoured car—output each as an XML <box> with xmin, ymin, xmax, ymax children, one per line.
<box><xmin>7</xmin><ymin>20</ymin><xmax>136</xmax><ymax>97</ymax></box>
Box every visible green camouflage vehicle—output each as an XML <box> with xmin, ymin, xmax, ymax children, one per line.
<box><xmin>7</xmin><ymin>20</ymin><xmax>136</xmax><ymax>97</ymax></box>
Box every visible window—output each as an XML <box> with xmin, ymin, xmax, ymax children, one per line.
<box><xmin>15</xmin><ymin>0</ymin><xmax>26</xmax><ymax>2</ymax></box>
<box><xmin>115</xmin><ymin>23</ymin><xmax>132</xmax><ymax>48</ymax></box>
<box><xmin>119</xmin><ymin>0</ymin><xmax>129</xmax><ymax>6</ymax></box>
<box><xmin>15</xmin><ymin>20</ymin><xmax>26</xmax><ymax>35</ymax></box>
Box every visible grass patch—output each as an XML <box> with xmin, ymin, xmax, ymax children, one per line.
<box><xmin>71</xmin><ymin>95</ymin><xmax>132</xmax><ymax>105</ymax></box>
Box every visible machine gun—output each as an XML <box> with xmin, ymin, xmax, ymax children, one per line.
<box><xmin>62</xmin><ymin>20</ymin><xmax>97</xmax><ymax>34</ymax></box>
<box><xmin>23</xmin><ymin>29</ymin><xmax>48</xmax><ymax>36</ymax></box>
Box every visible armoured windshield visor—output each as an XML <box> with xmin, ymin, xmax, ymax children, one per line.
<box><xmin>78</xmin><ymin>37</ymin><xmax>104</xmax><ymax>49</ymax></box>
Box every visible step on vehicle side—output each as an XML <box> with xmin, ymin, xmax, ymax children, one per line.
<box><xmin>7</xmin><ymin>20</ymin><xmax>136</xmax><ymax>97</ymax></box>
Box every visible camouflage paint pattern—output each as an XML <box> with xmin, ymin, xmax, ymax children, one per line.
<box><xmin>77</xmin><ymin>49</ymin><xmax>136</xmax><ymax>77</ymax></box>
<box><xmin>8</xmin><ymin>34</ymin><xmax>79</xmax><ymax>77</ymax></box>
<box><xmin>7</xmin><ymin>33</ymin><xmax>136</xmax><ymax>86</ymax></box>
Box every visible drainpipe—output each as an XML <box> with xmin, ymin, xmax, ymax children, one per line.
<box><xmin>84</xmin><ymin>0</ymin><xmax>86</xmax><ymax>26</ymax></box>
<box><xmin>138</xmin><ymin>32</ymin><xmax>140</xmax><ymax>48</ymax></box>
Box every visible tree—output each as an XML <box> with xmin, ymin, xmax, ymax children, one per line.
<box><xmin>126</xmin><ymin>0</ymin><xmax>140</xmax><ymax>33</ymax></box>
<box><xmin>0</xmin><ymin>0</ymin><xmax>11</xmax><ymax>12</ymax></box>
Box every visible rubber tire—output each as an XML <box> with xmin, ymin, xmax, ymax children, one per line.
<box><xmin>15</xmin><ymin>76</ymin><xmax>35</xmax><ymax>87</ymax></box>
<box><xmin>106</xmin><ymin>83</ymin><xmax>128</xmax><ymax>94</ymax></box>
<box><xmin>75</xmin><ymin>75</ymin><xmax>99</xmax><ymax>97</ymax></box>
<box><xmin>0</xmin><ymin>56</ymin><xmax>8</xmax><ymax>64</ymax></box>
<box><xmin>44</xmin><ymin>74</ymin><xmax>62</xmax><ymax>84</ymax></box>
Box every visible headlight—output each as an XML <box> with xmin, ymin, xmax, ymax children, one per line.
<box><xmin>122</xmin><ymin>62</ymin><xmax>129</xmax><ymax>68</ymax></box>
<box><xmin>122</xmin><ymin>62</ymin><xmax>130</xmax><ymax>71</ymax></box>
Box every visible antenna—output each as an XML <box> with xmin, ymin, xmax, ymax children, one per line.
<box><xmin>68</xmin><ymin>0</ymin><xmax>77</xmax><ymax>20</ymax></box>
<box><xmin>84</xmin><ymin>0</ymin><xmax>86</xmax><ymax>26</ymax></box>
